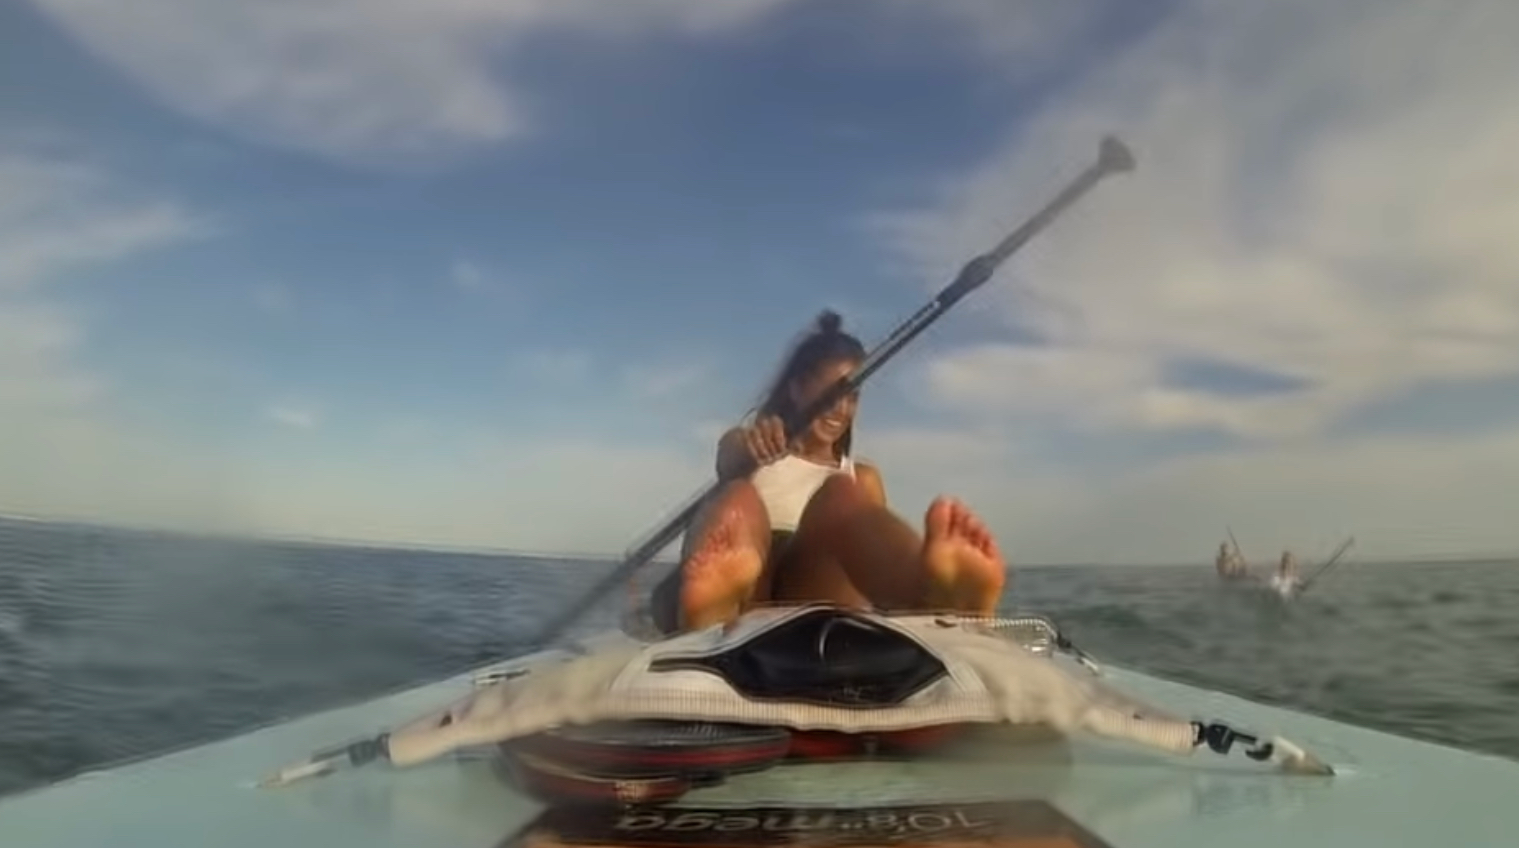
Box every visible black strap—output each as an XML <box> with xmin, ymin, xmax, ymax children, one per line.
<box><xmin>1192</xmin><ymin>721</ymin><xmax>1275</xmax><ymax>762</ymax></box>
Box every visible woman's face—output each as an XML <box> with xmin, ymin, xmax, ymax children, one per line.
<box><xmin>788</xmin><ymin>357</ymin><xmax>861</xmax><ymax>446</ymax></box>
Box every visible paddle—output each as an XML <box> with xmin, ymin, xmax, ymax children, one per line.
<box><xmin>528</xmin><ymin>135</ymin><xmax>1137</xmax><ymax>651</ymax></box>
<box><xmin>1297</xmin><ymin>535</ymin><xmax>1355</xmax><ymax>595</ymax></box>
<box><xmin>1225</xmin><ymin>524</ymin><xmax>1247</xmax><ymax>575</ymax></box>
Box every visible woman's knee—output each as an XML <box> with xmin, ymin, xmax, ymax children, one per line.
<box><xmin>795</xmin><ymin>474</ymin><xmax>871</xmax><ymax>528</ymax></box>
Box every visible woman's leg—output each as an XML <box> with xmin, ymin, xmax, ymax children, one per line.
<box><xmin>665</xmin><ymin>480</ymin><xmax>774</xmax><ymax>631</ymax></box>
<box><xmin>768</xmin><ymin>475</ymin><xmax>1007</xmax><ymax>614</ymax></box>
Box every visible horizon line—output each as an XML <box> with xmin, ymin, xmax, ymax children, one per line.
<box><xmin>0</xmin><ymin>509</ymin><xmax>677</xmax><ymax>565</ymax></box>
<box><xmin>2</xmin><ymin>509</ymin><xmax>1515</xmax><ymax>569</ymax></box>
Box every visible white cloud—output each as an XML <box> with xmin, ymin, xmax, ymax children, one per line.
<box><xmin>0</xmin><ymin>414</ymin><xmax>244</xmax><ymax>535</ymax></box>
<box><xmin>0</xmin><ymin>150</ymin><xmax>205</xmax><ymax>290</ymax></box>
<box><xmin>866</xmin><ymin>0</ymin><xmax>1113</xmax><ymax>69</ymax></box>
<box><xmin>27</xmin><ymin>0</ymin><xmax>797</xmax><ymax>166</ymax></box>
<box><xmin>882</xmin><ymin>0</ymin><xmax>1519</xmax><ymax>443</ymax></box>
<box><xmin>0</xmin><ymin>140</ymin><xmax>206</xmax><ymax>422</ymax></box>
<box><xmin>252</xmin><ymin>282</ymin><xmax>293</xmax><ymax>313</ymax></box>
<box><xmin>264</xmin><ymin>404</ymin><xmax>320</xmax><ymax>430</ymax></box>
<box><xmin>27</xmin><ymin>0</ymin><xmax>1117</xmax><ymax>167</ymax></box>
<box><xmin>514</xmin><ymin>348</ymin><xmax>594</xmax><ymax>384</ymax></box>
<box><xmin>855</xmin><ymin>423</ymin><xmax>1030</xmax><ymax>513</ymax></box>
<box><xmin>0</xmin><ymin>300</ymin><xmax>102</xmax><ymax>412</ymax></box>
<box><xmin>621</xmin><ymin>360</ymin><xmax>711</xmax><ymax>400</ymax></box>
<box><xmin>376</xmin><ymin>415</ymin><xmax>434</xmax><ymax>444</ymax></box>
<box><xmin>229</xmin><ymin>433</ymin><xmax>711</xmax><ymax>555</ymax></box>
<box><xmin>450</xmin><ymin>259</ymin><xmax>490</xmax><ymax>292</ymax></box>
<box><xmin>1080</xmin><ymin>429</ymin><xmax>1519</xmax><ymax>564</ymax></box>
<box><xmin>0</xmin><ymin>137</ymin><xmax>225</xmax><ymax>527</ymax></box>
<box><xmin>513</xmin><ymin>349</ymin><xmax>714</xmax><ymax>400</ymax></box>
<box><xmin>449</xmin><ymin>258</ymin><xmax>525</xmax><ymax>309</ymax></box>
<box><xmin>853</xmin><ymin>419</ymin><xmax>1519</xmax><ymax>566</ymax></box>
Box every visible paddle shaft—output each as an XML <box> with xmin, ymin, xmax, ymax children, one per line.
<box><xmin>528</xmin><ymin>137</ymin><xmax>1136</xmax><ymax>650</ymax></box>
<box><xmin>1225</xmin><ymin>524</ymin><xmax>1248</xmax><ymax>573</ymax></box>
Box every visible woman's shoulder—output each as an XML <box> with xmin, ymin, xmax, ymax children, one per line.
<box><xmin>847</xmin><ymin>455</ymin><xmax>886</xmax><ymax>505</ymax></box>
<box><xmin>848</xmin><ymin>455</ymin><xmax>881</xmax><ymax>476</ymax></box>
<box><xmin>717</xmin><ymin>423</ymin><xmax>747</xmax><ymax>440</ymax></box>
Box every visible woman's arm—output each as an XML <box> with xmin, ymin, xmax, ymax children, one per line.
<box><xmin>715</xmin><ymin>427</ymin><xmax>751</xmax><ymax>480</ymax></box>
<box><xmin>855</xmin><ymin>461</ymin><xmax>887</xmax><ymax>508</ymax></box>
<box><xmin>716</xmin><ymin>416</ymin><xmax>789</xmax><ymax>480</ymax></box>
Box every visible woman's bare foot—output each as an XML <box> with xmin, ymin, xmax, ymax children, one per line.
<box><xmin>679</xmin><ymin>505</ymin><xmax>766</xmax><ymax>630</ymax></box>
<box><xmin>920</xmin><ymin>496</ymin><xmax>1007</xmax><ymax>614</ymax></box>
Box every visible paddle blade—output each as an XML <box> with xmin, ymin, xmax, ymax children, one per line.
<box><xmin>1268</xmin><ymin>735</ymin><xmax>1337</xmax><ymax>776</ymax></box>
<box><xmin>1099</xmin><ymin>136</ymin><xmax>1137</xmax><ymax>174</ymax></box>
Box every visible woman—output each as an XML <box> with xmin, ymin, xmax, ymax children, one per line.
<box><xmin>1270</xmin><ymin>550</ymin><xmax>1300</xmax><ymax>596</ymax></box>
<box><xmin>1215</xmin><ymin>543</ymin><xmax>1234</xmax><ymax>579</ymax></box>
<box><xmin>1215</xmin><ymin>541</ymin><xmax>1246</xmax><ymax>580</ymax></box>
<box><xmin>650</xmin><ymin>310</ymin><xmax>1008</xmax><ymax>634</ymax></box>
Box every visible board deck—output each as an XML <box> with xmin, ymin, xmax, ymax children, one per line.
<box><xmin>3</xmin><ymin>645</ymin><xmax>1519</xmax><ymax>848</ymax></box>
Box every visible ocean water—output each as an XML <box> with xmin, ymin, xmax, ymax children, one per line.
<box><xmin>2</xmin><ymin>515</ymin><xmax>1517</xmax><ymax>797</ymax></box>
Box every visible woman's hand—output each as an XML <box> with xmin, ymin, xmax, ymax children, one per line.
<box><xmin>715</xmin><ymin>416</ymin><xmax>791</xmax><ymax>479</ymax></box>
<box><xmin>741</xmin><ymin>415</ymin><xmax>790</xmax><ymax>467</ymax></box>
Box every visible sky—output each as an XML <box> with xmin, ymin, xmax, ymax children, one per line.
<box><xmin>2</xmin><ymin>0</ymin><xmax>1517</xmax><ymax>565</ymax></box>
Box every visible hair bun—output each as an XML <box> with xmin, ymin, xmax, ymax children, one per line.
<box><xmin>815</xmin><ymin>309</ymin><xmax>843</xmax><ymax>334</ymax></box>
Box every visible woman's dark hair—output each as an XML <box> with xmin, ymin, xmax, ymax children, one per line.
<box><xmin>753</xmin><ymin>309</ymin><xmax>867</xmax><ymax>458</ymax></box>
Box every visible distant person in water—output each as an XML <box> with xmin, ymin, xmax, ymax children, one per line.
<box><xmin>1270</xmin><ymin>550</ymin><xmax>1300</xmax><ymax>595</ymax></box>
<box><xmin>650</xmin><ymin>310</ymin><xmax>1008</xmax><ymax>633</ymax></box>
<box><xmin>1216</xmin><ymin>542</ymin><xmax>1243</xmax><ymax>579</ymax></box>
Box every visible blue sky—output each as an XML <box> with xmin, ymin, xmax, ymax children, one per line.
<box><xmin>3</xmin><ymin>0</ymin><xmax>1518</xmax><ymax>563</ymax></box>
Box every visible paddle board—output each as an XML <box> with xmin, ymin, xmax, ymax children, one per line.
<box><xmin>2</xmin><ymin>613</ymin><xmax>1518</xmax><ymax>848</ymax></box>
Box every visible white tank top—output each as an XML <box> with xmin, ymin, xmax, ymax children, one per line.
<box><xmin>750</xmin><ymin>453</ymin><xmax>857</xmax><ymax>532</ymax></box>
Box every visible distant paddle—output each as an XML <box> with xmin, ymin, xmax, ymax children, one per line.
<box><xmin>1297</xmin><ymin>536</ymin><xmax>1356</xmax><ymax>595</ymax></box>
<box><xmin>528</xmin><ymin>135</ymin><xmax>1138</xmax><ymax>651</ymax></box>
